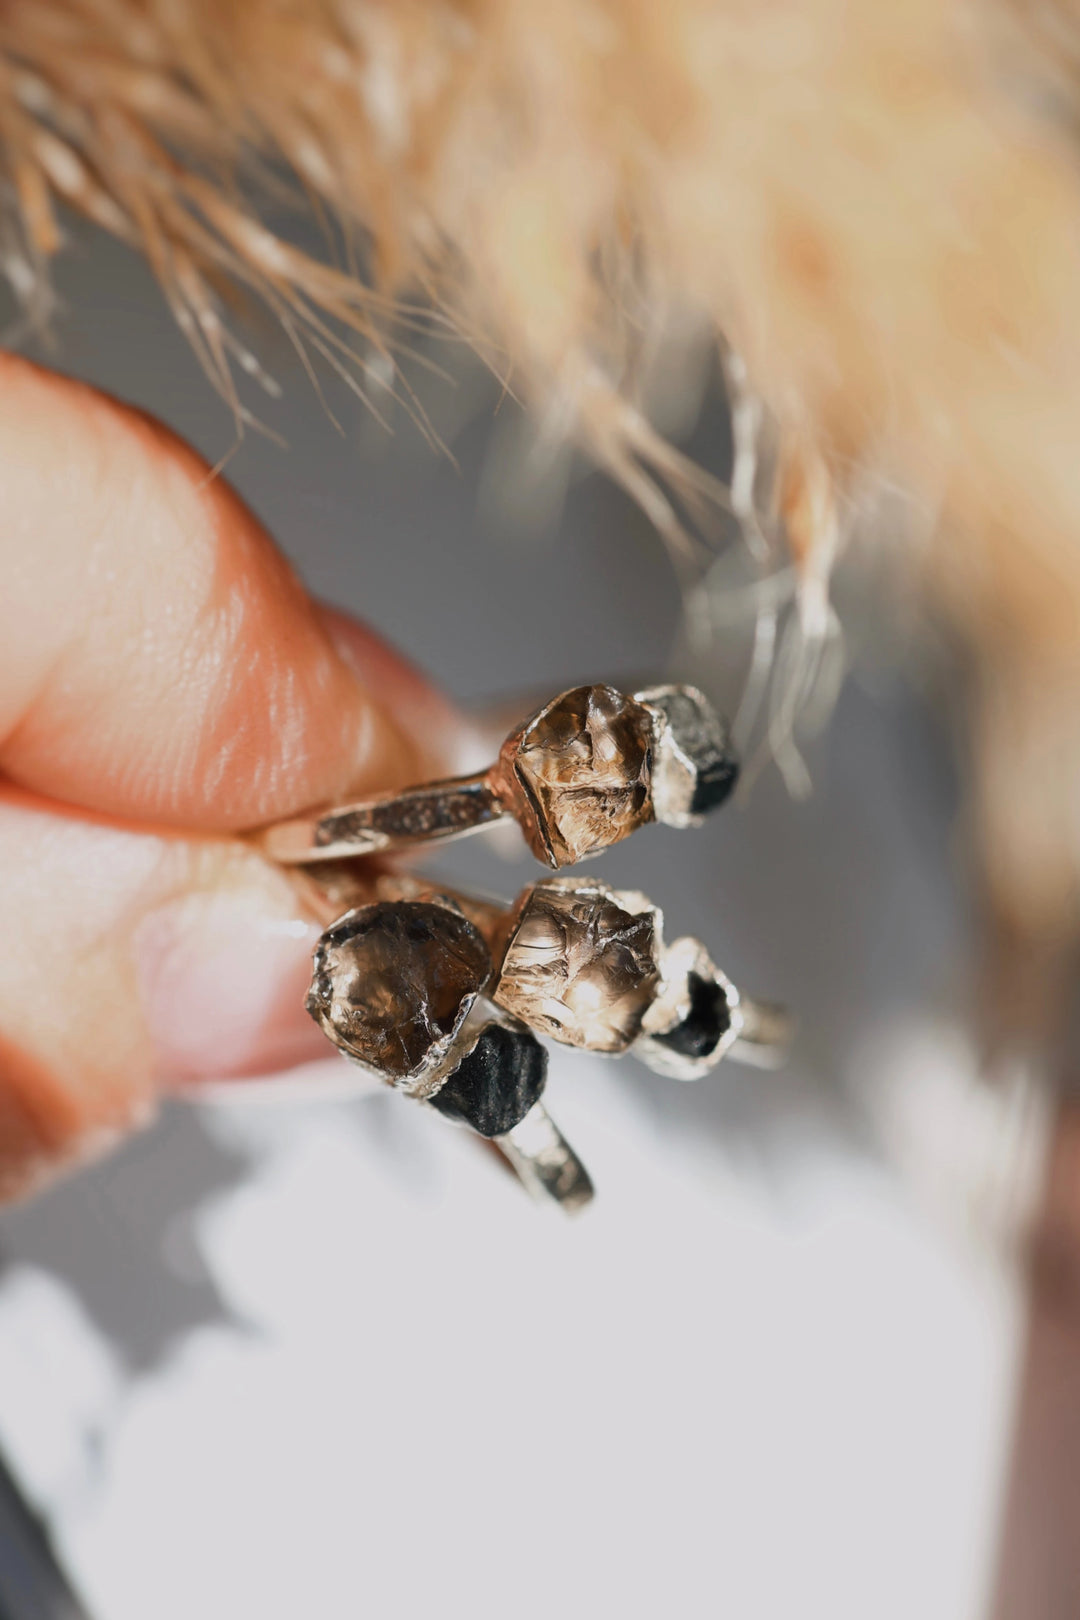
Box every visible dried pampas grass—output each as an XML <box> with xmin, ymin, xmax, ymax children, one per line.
<box><xmin>3</xmin><ymin>0</ymin><xmax>1080</xmax><ymax>1024</ymax></box>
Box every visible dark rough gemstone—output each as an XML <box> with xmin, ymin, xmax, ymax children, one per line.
<box><xmin>654</xmin><ymin>972</ymin><xmax>731</xmax><ymax>1060</ymax></box>
<box><xmin>690</xmin><ymin>754</ymin><xmax>740</xmax><ymax>815</ymax></box>
<box><xmin>642</xmin><ymin>685</ymin><xmax>739</xmax><ymax>819</ymax></box>
<box><xmin>429</xmin><ymin>1025</ymin><xmax>548</xmax><ymax>1137</ymax></box>
<box><xmin>307</xmin><ymin>900</ymin><xmax>491</xmax><ymax>1080</ymax></box>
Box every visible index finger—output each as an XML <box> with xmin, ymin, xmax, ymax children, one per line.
<box><xmin>0</xmin><ymin>353</ymin><xmax>431</xmax><ymax>829</ymax></box>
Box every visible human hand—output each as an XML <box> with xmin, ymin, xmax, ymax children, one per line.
<box><xmin>0</xmin><ymin>353</ymin><xmax>459</xmax><ymax>1201</ymax></box>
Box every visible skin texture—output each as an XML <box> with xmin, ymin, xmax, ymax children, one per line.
<box><xmin>0</xmin><ymin>352</ymin><xmax>460</xmax><ymax>1201</ymax></box>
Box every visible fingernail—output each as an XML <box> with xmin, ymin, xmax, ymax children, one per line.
<box><xmin>134</xmin><ymin>889</ymin><xmax>329</xmax><ymax>1085</ymax></box>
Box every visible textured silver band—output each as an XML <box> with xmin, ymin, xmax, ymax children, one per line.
<box><xmin>258</xmin><ymin>681</ymin><xmax>738</xmax><ymax>869</ymax></box>
<box><xmin>729</xmin><ymin>995</ymin><xmax>794</xmax><ymax>1068</ymax></box>
<box><xmin>261</xmin><ymin>771</ymin><xmax>506</xmax><ymax>862</ymax></box>
<box><xmin>494</xmin><ymin>1101</ymin><xmax>595</xmax><ymax>1212</ymax></box>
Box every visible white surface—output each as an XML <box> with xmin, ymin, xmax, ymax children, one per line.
<box><xmin>0</xmin><ymin>1041</ymin><xmax>1032</xmax><ymax>1620</ymax></box>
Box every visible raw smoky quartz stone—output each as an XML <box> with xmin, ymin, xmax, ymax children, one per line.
<box><xmin>652</xmin><ymin>971</ymin><xmax>731</xmax><ymax>1060</ymax></box>
<box><xmin>503</xmin><ymin>684</ymin><xmax>655</xmax><ymax>867</ymax></box>
<box><xmin>306</xmin><ymin>900</ymin><xmax>491</xmax><ymax>1087</ymax></box>
<box><xmin>637</xmin><ymin>684</ymin><xmax>739</xmax><ymax>827</ymax></box>
<box><xmin>493</xmin><ymin>878</ymin><xmax>662</xmax><ymax>1054</ymax></box>
<box><xmin>429</xmin><ymin>1023</ymin><xmax>548</xmax><ymax>1137</ymax></box>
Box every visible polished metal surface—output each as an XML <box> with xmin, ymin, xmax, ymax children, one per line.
<box><xmin>637</xmin><ymin>933</ymin><xmax>793</xmax><ymax>1080</ymax></box>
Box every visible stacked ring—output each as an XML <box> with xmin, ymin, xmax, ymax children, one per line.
<box><xmin>264</xmin><ymin>675</ymin><xmax>788</xmax><ymax>1210</ymax></box>
<box><xmin>292</xmin><ymin>871</ymin><xmax>789</xmax><ymax>1209</ymax></box>
<box><xmin>302</xmin><ymin>890</ymin><xmax>594</xmax><ymax>1211</ymax></box>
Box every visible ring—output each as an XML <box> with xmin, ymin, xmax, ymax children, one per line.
<box><xmin>488</xmin><ymin>877</ymin><xmax>792</xmax><ymax>1079</ymax></box>
<box><xmin>260</xmin><ymin>681</ymin><xmax>738</xmax><ymax>869</ymax></box>
<box><xmin>304</xmin><ymin>890</ymin><xmax>594</xmax><ymax>1211</ymax></box>
<box><xmin>292</xmin><ymin>867</ymin><xmax>789</xmax><ymax>1208</ymax></box>
<box><xmin>299</xmin><ymin>867</ymin><xmax>790</xmax><ymax>1078</ymax></box>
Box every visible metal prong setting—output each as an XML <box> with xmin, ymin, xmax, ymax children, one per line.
<box><xmin>638</xmin><ymin>935</ymin><xmax>792</xmax><ymax>1078</ymax></box>
<box><xmin>259</xmin><ymin>681</ymin><xmax>739</xmax><ymax>870</ymax></box>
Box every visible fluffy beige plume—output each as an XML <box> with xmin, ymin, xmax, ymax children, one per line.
<box><xmin>3</xmin><ymin>0</ymin><xmax>1080</xmax><ymax>1022</ymax></box>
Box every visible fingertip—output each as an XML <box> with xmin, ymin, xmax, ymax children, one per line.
<box><xmin>0</xmin><ymin>358</ymin><xmax>446</xmax><ymax>828</ymax></box>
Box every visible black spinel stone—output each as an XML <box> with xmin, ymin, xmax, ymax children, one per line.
<box><xmin>430</xmin><ymin>1026</ymin><xmax>547</xmax><ymax>1137</ymax></box>
<box><xmin>689</xmin><ymin>753</ymin><xmax>740</xmax><ymax>815</ymax></box>
<box><xmin>646</xmin><ymin>686</ymin><xmax>739</xmax><ymax>817</ymax></box>
<box><xmin>654</xmin><ymin>972</ymin><xmax>731</xmax><ymax>1060</ymax></box>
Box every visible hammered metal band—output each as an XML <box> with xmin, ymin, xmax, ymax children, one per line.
<box><xmin>259</xmin><ymin>681</ymin><xmax>738</xmax><ymax>870</ymax></box>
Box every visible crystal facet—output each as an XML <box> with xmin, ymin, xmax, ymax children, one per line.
<box><xmin>306</xmin><ymin>900</ymin><xmax>491</xmax><ymax>1090</ymax></box>
<box><xmin>637</xmin><ymin>684</ymin><xmax>739</xmax><ymax>827</ymax></box>
<box><xmin>493</xmin><ymin>878</ymin><xmax>662</xmax><ymax>1053</ymax></box>
<box><xmin>502</xmin><ymin>684</ymin><xmax>655</xmax><ymax>866</ymax></box>
<box><xmin>429</xmin><ymin>1023</ymin><xmax>548</xmax><ymax>1137</ymax></box>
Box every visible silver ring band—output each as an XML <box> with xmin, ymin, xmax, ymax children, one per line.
<box><xmin>728</xmin><ymin>996</ymin><xmax>794</xmax><ymax>1068</ymax></box>
<box><xmin>259</xmin><ymin>681</ymin><xmax>738</xmax><ymax>870</ymax></box>
<box><xmin>494</xmin><ymin>1102</ymin><xmax>595</xmax><ymax>1212</ymax></box>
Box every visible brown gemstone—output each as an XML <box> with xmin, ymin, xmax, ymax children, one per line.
<box><xmin>492</xmin><ymin>879</ymin><xmax>662</xmax><ymax>1053</ymax></box>
<box><xmin>500</xmin><ymin>684</ymin><xmax>655</xmax><ymax>867</ymax></box>
<box><xmin>306</xmin><ymin>900</ymin><xmax>492</xmax><ymax>1088</ymax></box>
